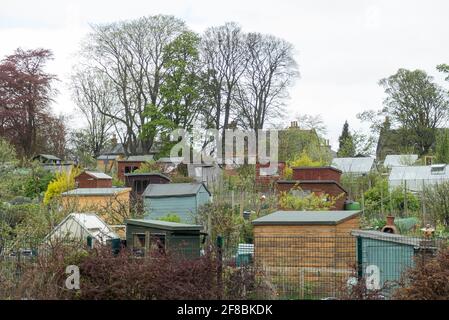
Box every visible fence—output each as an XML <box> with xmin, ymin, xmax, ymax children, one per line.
<box><xmin>1</xmin><ymin>233</ymin><xmax>447</xmax><ymax>300</ymax></box>
<box><xmin>221</xmin><ymin>233</ymin><xmax>447</xmax><ymax>300</ymax></box>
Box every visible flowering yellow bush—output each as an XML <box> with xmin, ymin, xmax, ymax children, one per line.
<box><xmin>283</xmin><ymin>151</ymin><xmax>327</xmax><ymax>179</ymax></box>
<box><xmin>43</xmin><ymin>167</ymin><xmax>80</xmax><ymax>205</ymax></box>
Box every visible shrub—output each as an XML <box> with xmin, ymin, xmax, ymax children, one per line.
<box><xmin>158</xmin><ymin>214</ymin><xmax>181</xmax><ymax>223</ymax></box>
<box><xmin>283</xmin><ymin>151</ymin><xmax>327</xmax><ymax>179</ymax></box>
<box><xmin>278</xmin><ymin>185</ymin><xmax>344</xmax><ymax>211</ymax></box>
<box><xmin>393</xmin><ymin>247</ymin><xmax>449</xmax><ymax>300</ymax></box>
<box><xmin>43</xmin><ymin>167</ymin><xmax>80</xmax><ymax>205</ymax></box>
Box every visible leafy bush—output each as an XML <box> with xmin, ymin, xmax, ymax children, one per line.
<box><xmin>393</xmin><ymin>247</ymin><xmax>449</xmax><ymax>300</ymax></box>
<box><xmin>283</xmin><ymin>151</ymin><xmax>327</xmax><ymax>179</ymax></box>
<box><xmin>43</xmin><ymin>167</ymin><xmax>80</xmax><ymax>205</ymax></box>
<box><xmin>278</xmin><ymin>185</ymin><xmax>344</xmax><ymax>211</ymax></box>
<box><xmin>158</xmin><ymin>214</ymin><xmax>181</xmax><ymax>223</ymax></box>
<box><xmin>424</xmin><ymin>182</ymin><xmax>449</xmax><ymax>227</ymax></box>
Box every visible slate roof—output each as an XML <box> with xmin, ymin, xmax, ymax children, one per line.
<box><xmin>143</xmin><ymin>183</ymin><xmax>210</xmax><ymax>197</ymax></box>
<box><xmin>252</xmin><ymin>210</ymin><xmax>361</xmax><ymax>226</ymax></box>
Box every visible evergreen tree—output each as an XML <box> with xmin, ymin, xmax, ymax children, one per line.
<box><xmin>337</xmin><ymin>121</ymin><xmax>355</xmax><ymax>157</ymax></box>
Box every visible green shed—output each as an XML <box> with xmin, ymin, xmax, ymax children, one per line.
<box><xmin>143</xmin><ymin>183</ymin><xmax>211</xmax><ymax>223</ymax></box>
<box><xmin>352</xmin><ymin>230</ymin><xmax>439</xmax><ymax>291</ymax></box>
<box><xmin>125</xmin><ymin>219</ymin><xmax>204</xmax><ymax>258</ymax></box>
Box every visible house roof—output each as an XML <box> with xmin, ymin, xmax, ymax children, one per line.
<box><xmin>125</xmin><ymin>172</ymin><xmax>171</xmax><ymax>180</ymax></box>
<box><xmin>83</xmin><ymin>171</ymin><xmax>113</xmax><ymax>180</ymax></box>
<box><xmin>331</xmin><ymin>157</ymin><xmax>375</xmax><ymax>174</ymax></box>
<box><xmin>383</xmin><ymin>154</ymin><xmax>418</xmax><ymax>168</ymax></box>
<box><xmin>143</xmin><ymin>183</ymin><xmax>210</xmax><ymax>198</ymax></box>
<box><xmin>44</xmin><ymin>213</ymin><xmax>119</xmax><ymax>243</ymax></box>
<box><xmin>125</xmin><ymin>219</ymin><xmax>202</xmax><ymax>231</ymax></box>
<box><xmin>118</xmin><ymin>155</ymin><xmax>154</xmax><ymax>162</ymax></box>
<box><xmin>252</xmin><ymin>210</ymin><xmax>361</xmax><ymax>226</ymax></box>
<box><xmin>62</xmin><ymin>187</ymin><xmax>131</xmax><ymax>196</ymax></box>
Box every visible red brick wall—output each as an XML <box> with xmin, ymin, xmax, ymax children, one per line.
<box><xmin>277</xmin><ymin>182</ymin><xmax>347</xmax><ymax>210</ymax></box>
<box><xmin>75</xmin><ymin>173</ymin><xmax>112</xmax><ymax>188</ymax></box>
<box><xmin>292</xmin><ymin>167</ymin><xmax>341</xmax><ymax>183</ymax></box>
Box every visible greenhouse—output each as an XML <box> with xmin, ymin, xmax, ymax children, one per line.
<box><xmin>383</xmin><ymin>154</ymin><xmax>418</xmax><ymax>168</ymax></box>
<box><xmin>331</xmin><ymin>157</ymin><xmax>375</xmax><ymax>175</ymax></box>
<box><xmin>388</xmin><ymin>164</ymin><xmax>449</xmax><ymax>192</ymax></box>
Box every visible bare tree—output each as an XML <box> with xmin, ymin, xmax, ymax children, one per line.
<box><xmin>79</xmin><ymin>15</ymin><xmax>186</xmax><ymax>155</ymax></box>
<box><xmin>71</xmin><ymin>69</ymin><xmax>116</xmax><ymax>157</ymax></box>
<box><xmin>235</xmin><ymin>33</ymin><xmax>299</xmax><ymax>131</ymax></box>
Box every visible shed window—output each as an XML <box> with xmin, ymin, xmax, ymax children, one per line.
<box><xmin>133</xmin><ymin>233</ymin><xmax>146</xmax><ymax>248</ymax></box>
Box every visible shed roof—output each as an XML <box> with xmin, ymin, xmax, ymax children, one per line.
<box><xmin>44</xmin><ymin>213</ymin><xmax>118</xmax><ymax>242</ymax></box>
<box><xmin>388</xmin><ymin>165</ymin><xmax>449</xmax><ymax>192</ymax></box>
<box><xmin>143</xmin><ymin>183</ymin><xmax>210</xmax><ymax>197</ymax></box>
<box><xmin>331</xmin><ymin>157</ymin><xmax>375</xmax><ymax>174</ymax></box>
<box><xmin>351</xmin><ymin>230</ymin><xmax>422</xmax><ymax>247</ymax></box>
<box><xmin>34</xmin><ymin>154</ymin><xmax>61</xmax><ymax>161</ymax></box>
<box><xmin>252</xmin><ymin>210</ymin><xmax>361</xmax><ymax>226</ymax></box>
<box><xmin>291</xmin><ymin>166</ymin><xmax>342</xmax><ymax>174</ymax></box>
<box><xmin>383</xmin><ymin>154</ymin><xmax>418</xmax><ymax>168</ymax></box>
<box><xmin>83</xmin><ymin>171</ymin><xmax>113</xmax><ymax>180</ymax></box>
<box><xmin>124</xmin><ymin>172</ymin><xmax>170</xmax><ymax>180</ymax></box>
<box><xmin>126</xmin><ymin>219</ymin><xmax>202</xmax><ymax>231</ymax></box>
<box><xmin>62</xmin><ymin>187</ymin><xmax>131</xmax><ymax>196</ymax></box>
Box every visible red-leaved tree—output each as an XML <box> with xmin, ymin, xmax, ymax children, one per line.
<box><xmin>0</xmin><ymin>48</ymin><xmax>66</xmax><ymax>158</ymax></box>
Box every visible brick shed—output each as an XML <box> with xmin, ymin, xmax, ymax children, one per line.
<box><xmin>75</xmin><ymin>171</ymin><xmax>113</xmax><ymax>188</ymax></box>
<box><xmin>117</xmin><ymin>155</ymin><xmax>155</xmax><ymax>182</ymax></box>
<box><xmin>252</xmin><ymin>210</ymin><xmax>360</xmax><ymax>298</ymax></box>
<box><xmin>276</xmin><ymin>166</ymin><xmax>348</xmax><ymax>210</ymax></box>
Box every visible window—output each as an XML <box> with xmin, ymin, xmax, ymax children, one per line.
<box><xmin>150</xmin><ymin>233</ymin><xmax>166</xmax><ymax>254</ymax></box>
<box><xmin>431</xmin><ymin>164</ymin><xmax>446</xmax><ymax>175</ymax></box>
<box><xmin>125</xmin><ymin>166</ymin><xmax>138</xmax><ymax>174</ymax></box>
<box><xmin>133</xmin><ymin>233</ymin><xmax>146</xmax><ymax>248</ymax></box>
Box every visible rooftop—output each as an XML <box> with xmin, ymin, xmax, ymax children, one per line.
<box><xmin>331</xmin><ymin>157</ymin><xmax>375</xmax><ymax>174</ymax></box>
<box><xmin>143</xmin><ymin>183</ymin><xmax>210</xmax><ymax>197</ymax></box>
<box><xmin>125</xmin><ymin>219</ymin><xmax>202</xmax><ymax>231</ymax></box>
<box><xmin>252</xmin><ymin>210</ymin><xmax>360</xmax><ymax>226</ymax></box>
<box><xmin>383</xmin><ymin>154</ymin><xmax>418</xmax><ymax>168</ymax></box>
<box><xmin>62</xmin><ymin>187</ymin><xmax>131</xmax><ymax>196</ymax></box>
<box><xmin>84</xmin><ymin>171</ymin><xmax>113</xmax><ymax>180</ymax></box>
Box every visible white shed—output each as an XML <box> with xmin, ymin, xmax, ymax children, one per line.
<box><xmin>44</xmin><ymin>213</ymin><xmax>119</xmax><ymax>245</ymax></box>
<box><xmin>388</xmin><ymin>164</ymin><xmax>449</xmax><ymax>192</ymax></box>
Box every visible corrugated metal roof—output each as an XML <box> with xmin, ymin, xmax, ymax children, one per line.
<box><xmin>383</xmin><ymin>154</ymin><xmax>418</xmax><ymax>168</ymax></box>
<box><xmin>36</xmin><ymin>154</ymin><xmax>61</xmax><ymax>160</ymax></box>
<box><xmin>126</xmin><ymin>219</ymin><xmax>202</xmax><ymax>231</ymax></box>
<box><xmin>85</xmin><ymin>171</ymin><xmax>113</xmax><ymax>179</ymax></box>
<box><xmin>143</xmin><ymin>183</ymin><xmax>209</xmax><ymax>197</ymax></box>
<box><xmin>62</xmin><ymin>188</ymin><xmax>131</xmax><ymax>196</ymax></box>
<box><xmin>252</xmin><ymin>210</ymin><xmax>361</xmax><ymax>225</ymax></box>
<box><xmin>331</xmin><ymin>157</ymin><xmax>375</xmax><ymax>174</ymax></box>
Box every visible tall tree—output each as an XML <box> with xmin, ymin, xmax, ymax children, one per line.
<box><xmin>79</xmin><ymin>15</ymin><xmax>187</xmax><ymax>155</ymax></box>
<box><xmin>235</xmin><ymin>33</ymin><xmax>298</xmax><ymax>131</ymax></box>
<box><xmin>0</xmin><ymin>48</ymin><xmax>63</xmax><ymax>158</ymax></box>
<box><xmin>337</xmin><ymin>121</ymin><xmax>355</xmax><ymax>157</ymax></box>
<box><xmin>436</xmin><ymin>129</ymin><xmax>449</xmax><ymax>164</ymax></box>
<box><xmin>379</xmin><ymin>69</ymin><xmax>449</xmax><ymax>155</ymax></box>
<box><xmin>71</xmin><ymin>69</ymin><xmax>115</xmax><ymax>157</ymax></box>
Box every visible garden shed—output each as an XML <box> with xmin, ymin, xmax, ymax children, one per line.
<box><xmin>351</xmin><ymin>230</ymin><xmax>440</xmax><ymax>291</ymax></box>
<box><xmin>75</xmin><ymin>171</ymin><xmax>113</xmax><ymax>188</ymax></box>
<box><xmin>125</xmin><ymin>219</ymin><xmax>203</xmax><ymax>258</ymax></box>
<box><xmin>143</xmin><ymin>183</ymin><xmax>211</xmax><ymax>223</ymax></box>
<box><xmin>125</xmin><ymin>172</ymin><xmax>171</xmax><ymax>196</ymax></box>
<box><xmin>252</xmin><ymin>210</ymin><xmax>361</xmax><ymax>298</ymax></box>
<box><xmin>44</xmin><ymin>213</ymin><xmax>119</xmax><ymax>246</ymax></box>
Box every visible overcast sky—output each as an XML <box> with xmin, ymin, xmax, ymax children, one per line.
<box><xmin>1</xmin><ymin>0</ymin><xmax>449</xmax><ymax>149</ymax></box>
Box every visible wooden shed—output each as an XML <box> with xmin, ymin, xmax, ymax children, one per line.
<box><xmin>143</xmin><ymin>183</ymin><xmax>211</xmax><ymax>223</ymax></box>
<box><xmin>125</xmin><ymin>219</ymin><xmax>203</xmax><ymax>258</ymax></box>
<box><xmin>75</xmin><ymin>171</ymin><xmax>113</xmax><ymax>188</ymax></box>
<box><xmin>252</xmin><ymin>210</ymin><xmax>360</xmax><ymax>298</ymax></box>
<box><xmin>125</xmin><ymin>172</ymin><xmax>171</xmax><ymax>196</ymax></box>
<box><xmin>117</xmin><ymin>155</ymin><xmax>155</xmax><ymax>181</ymax></box>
